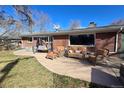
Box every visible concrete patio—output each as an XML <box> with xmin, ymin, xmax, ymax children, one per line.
<box><xmin>14</xmin><ymin>49</ymin><xmax>124</xmax><ymax>87</ymax></box>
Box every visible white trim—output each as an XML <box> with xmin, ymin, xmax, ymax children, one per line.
<box><xmin>68</xmin><ymin>34</ymin><xmax>95</xmax><ymax>46</ymax></box>
<box><xmin>68</xmin><ymin>35</ymin><xmax>70</xmax><ymax>46</ymax></box>
<box><xmin>110</xmin><ymin>51</ymin><xmax>117</xmax><ymax>53</ymax></box>
<box><xmin>94</xmin><ymin>33</ymin><xmax>96</xmax><ymax>49</ymax></box>
<box><xmin>33</xmin><ymin>36</ymin><xmax>49</xmax><ymax>38</ymax></box>
<box><xmin>115</xmin><ymin>32</ymin><xmax>119</xmax><ymax>52</ymax></box>
<box><xmin>47</xmin><ymin>36</ymin><xmax>50</xmax><ymax>42</ymax></box>
<box><xmin>115</xmin><ymin>27</ymin><xmax>123</xmax><ymax>52</ymax></box>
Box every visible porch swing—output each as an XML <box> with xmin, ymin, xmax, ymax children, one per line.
<box><xmin>36</xmin><ymin>39</ymin><xmax>48</xmax><ymax>52</ymax></box>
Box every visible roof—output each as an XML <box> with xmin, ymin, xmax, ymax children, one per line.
<box><xmin>21</xmin><ymin>25</ymin><xmax>124</xmax><ymax>37</ymax></box>
<box><xmin>0</xmin><ymin>36</ymin><xmax>21</xmax><ymax>40</ymax></box>
<box><xmin>0</xmin><ymin>31</ymin><xmax>21</xmax><ymax>40</ymax></box>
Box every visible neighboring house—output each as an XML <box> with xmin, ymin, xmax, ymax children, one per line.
<box><xmin>21</xmin><ymin>23</ymin><xmax>124</xmax><ymax>53</ymax></box>
<box><xmin>0</xmin><ymin>31</ymin><xmax>21</xmax><ymax>43</ymax></box>
<box><xmin>0</xmin><ymin>36</ymin><xmax>21</xmax><ymax>44</ymax></box>
<box><xmin>0</xmin><ymin>35</ymin><xmax>21</xmax><ymax>50</ymax></box>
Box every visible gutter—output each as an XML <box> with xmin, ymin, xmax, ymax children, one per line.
<box><xmin>118</xmin><ymin>27</ymin><xmax>123</xmax><ymax>33</ymax></box>
<box><xmin>115</xmin><ymin>27</ymin><xmax>123</xmax><ymax>52</ymax></box>
<box><xmin>20</xmin><ymin>25</ymin><xmax>124</xmax><ymax>37</ymax></box>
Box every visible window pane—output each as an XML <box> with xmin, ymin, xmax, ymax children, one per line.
<box><xmin>27</xmin><ymin>37</ymin><xmax>32</xmax><ymax>42</ymax></box>
<box><xmin>70</xmin><ymin>34</ymin><xmax>94</xmax><ymax>45</ymax></box>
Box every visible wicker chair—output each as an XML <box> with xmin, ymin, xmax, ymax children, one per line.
<box><xmin>46</xmin><ymin>46</ymin><xmax>65</xmax><ymax>60</ymax></box>
<box><xmin>46</xmin><ymin>49</ymin><xmax>59</xmax><ymax>60</ymax></box>
<box><xmin>88</xmin><ymin>48</ymin><xmax>109</xmax><ymax>65</ymax></box>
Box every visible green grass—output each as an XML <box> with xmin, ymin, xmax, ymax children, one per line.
<box><xmin>0</xmin><ymin>51</ymin><xmax>106</xmax><ymax>88</ymax></box>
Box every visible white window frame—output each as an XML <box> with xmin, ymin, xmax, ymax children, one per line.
<box><xmin>27</xmin><ymin>37</ymin><xmax>33</xmax><ymax>43</ymax></box>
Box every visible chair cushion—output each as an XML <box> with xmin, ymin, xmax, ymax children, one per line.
<box><xmin>69</xmin><ymin>49</ymin><xmax>73</xmax><ymax>53</ymax></box>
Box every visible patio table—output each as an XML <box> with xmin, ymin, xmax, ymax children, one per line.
<box><xmin>82</xmin><ymin>51</ymin><xmax>96</xmax><ymax>65</ymax></box>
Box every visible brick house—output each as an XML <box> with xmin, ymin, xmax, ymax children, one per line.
<box><xmin>21</xmin><ymin>24</ymin><xmax>124</xmax><ymax>53</ymax></box>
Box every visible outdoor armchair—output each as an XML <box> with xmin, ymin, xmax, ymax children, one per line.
<box><xmin>88</xmin><ymin>48</ymin><xmax>110</xmax><ymax>65</ymax></box>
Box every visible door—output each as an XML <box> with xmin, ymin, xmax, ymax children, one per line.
<box><xmin>36</xmin><ymin>36</ymin><xmax>52</xmax><ymax>50</ymax></box>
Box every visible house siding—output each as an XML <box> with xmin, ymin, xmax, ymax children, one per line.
<box><xmin>53</xmin><ymin>35</ymin><xmax>69</xmax><ymax>48</ymax></box>
<box><xmin>95</xmin><ymin>32</ymin><xmax>116</xmax><ymax>52</ymax></box>
<box><xmin>21</xmin><ymin>29</ymin><xmax>122</xmax><ymax>53</ymax></box>
<box><xmin>21</xmin><ymin>37</ymin><xmax>37</xmax><ymax>48</ymax></box>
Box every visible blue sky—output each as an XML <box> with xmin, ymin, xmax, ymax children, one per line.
<box><xmin>32</xmin><ymin>5</ymin><xmax>124</xmax><ymax>29</ymax></box>
<box><xmin>2</xmin><ymin>5</ymin><xmax>124</xmax><ymax>31</ymax></box>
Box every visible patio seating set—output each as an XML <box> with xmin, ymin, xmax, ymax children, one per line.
<box><xmin>46</xmin><ymin>46</ymin><xmax>65</xmax><ymax>60</ymax></box>
<box><xmin>45</xmin><ymin>46</ymin><xmax>110</xmax><ymax>66</ymax></box>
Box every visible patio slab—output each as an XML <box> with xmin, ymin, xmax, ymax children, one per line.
<box><xmin>14</xmin><ymin>49</ymin><xmax>124</xmax><ymax>87</ymax></box>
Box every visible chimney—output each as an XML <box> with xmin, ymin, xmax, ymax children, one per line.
<box><xmin>88</xmin><ymin>22</ymin><xmax>96</xmax><ymax>28</ymax></box>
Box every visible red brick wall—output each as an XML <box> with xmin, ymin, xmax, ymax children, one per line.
<box><xmin>21</xmin><ymin>32</ymin><xmax>122</xmax><ymax>52</ymax></box>
<box><xmin>21</xmin><ymin>37</ymin><xmax>37</xmax><ymax>48</ymax></box>
<box><xmin>53</xmin><ymin>35</ymin><xmax>69</xmax><ymax>48</ymax></box>
<box><xmin>95</xmin><ymin>32</ymin><xmax>116</xmax><ymax>52</ymax></box>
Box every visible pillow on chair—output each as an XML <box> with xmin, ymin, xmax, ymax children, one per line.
<box><xmin>68</xmin><ymin>49</ymin><xmax>73</xmax><ymax>53</ymax></box>
<box><xmin>75</xmin><ymin>50</ymin><xmax>81</xmax><ymax>53</ymax></box>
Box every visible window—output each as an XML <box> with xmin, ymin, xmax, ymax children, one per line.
<box><xmin>27</xmin><ymin>37</ymin><xmax>32</xmax><ymax>43</ymax></box>
<box><xmin>41</xmin><ymin>37</ymin><xmax>48</xmax><ymax>42</ymax></box>
<box><xmin>70</xmin><ymin>34</ymin><xmax>95</xmax><ymax>45</ymax></box>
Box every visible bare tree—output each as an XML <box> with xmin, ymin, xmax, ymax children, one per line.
<box><xmin>5</xmin><ymin>20</ymin><xmax>22</xmax><ymax>38</ymax></box>
<box><xmin>34</xmin><ymin>10</ymin><xmax>51</xmax><ymax>32</ymax></box>
<box><xmin>69</xmin><ymin>20</ymin><xmax>81</xmax><ymax>30</ymax></box>
<box><xmin>13</xmin><ymin>6</ymin><xmax>52</xmax><ymax>33</ymax></box>
<box><xmin>0</xmin><ymin>10</ymin><xmax>16</xmax><ymax>37</ymax></box>
<box><xmin>111</xmin><ymin>19</ymin><xmax>124</xmax><ymax>25</ymax></box>
<box><xmin>0</xmin><ymin>13</ymin><xmax>21</xmax><ymax>36</ymax></box>
<box><xmin>13</xmin><ymin>5</ymin><xmax>34</xmax><ymax>33</ymax></box>
<box><xmin>0</xmin><ymin>6</ymin><xmax>22</xmax><ymax>50</ymax></box>
<box><xmin>39</xmin><ymin>12</ymin><xmax>50</xmax><ymax>32</ymax></box>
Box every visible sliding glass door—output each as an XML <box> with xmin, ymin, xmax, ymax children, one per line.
<box><xmin>34</xmin><ymin>36</ymin><xmax>53</xmax><ymax>50</ymax></box>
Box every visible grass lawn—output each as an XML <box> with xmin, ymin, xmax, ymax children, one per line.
<box><xmin>0</xmin><ymin>51</ymin><xmax>105</xmax><ymax>88</ymax></box>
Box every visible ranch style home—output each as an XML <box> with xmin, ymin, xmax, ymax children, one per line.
<box><xmin>20</xmin><ymin>23</ymin><xmax>124</xmax><ymax>53</ymax></box>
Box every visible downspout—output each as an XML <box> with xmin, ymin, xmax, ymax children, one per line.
<box><xmin>115</xmin><ymin>27</ymin><xmax>123</xmax><ymax>52</ymax></box>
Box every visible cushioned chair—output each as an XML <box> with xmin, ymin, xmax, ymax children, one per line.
<box><xmin>46</xmin><ymin>50</ymin><xmax>59</xmax><ymax>60</ymax></box>
<box><xmin>66</xmin><ymin>46</ymin><xmax>87</xmax><ymax>59</ymax></box>
<box><xmin>37</xmin><ymin>45</ymin><xmax>48</xmax><ymax>52</ymax></box>
<box><xmin>55</xmin><ymin>46</ymin><xmax>65</xmax><ymax>57</ymax></box>
<box><xmin>88</xmin><ymin>48</ymin><xmax>109</xmax><ymax>65</ymax></box>
<box><xmin>46</xmin><ymin>46</ymin><xmax>65</xmax><ymax>60</ymax></box>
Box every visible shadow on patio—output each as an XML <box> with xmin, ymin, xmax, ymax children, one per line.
<box><xmin>91</xmin><ymin>68</ymin><xmax>123</xmax><ymax>88</ymax></box>
<box><xmin>110</xmin><ymin>50</ymin><xmax>124</xmax><ymax>60</ymax></box>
